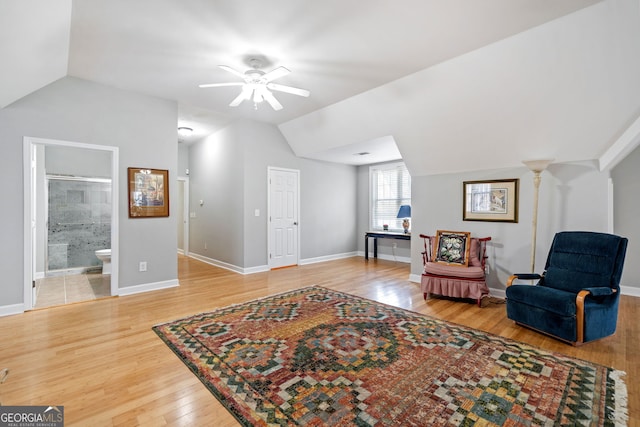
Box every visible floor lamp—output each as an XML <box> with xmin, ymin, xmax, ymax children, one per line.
<box><xmin>523</xmin><ymin>159</ymin><xmax>553</xmax><ymax>273</ymax></box>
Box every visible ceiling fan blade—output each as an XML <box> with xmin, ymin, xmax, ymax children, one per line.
<box><xmin>218</xmin><ymin>65</ymin><xmax>246</xmax><ymax>79</ymax></box>
<box><xmin>229</xmin><ymin>86</ymin><xmax>253</xmax><ymax>107</ymax></box>
<box><xmin>262</xmin><ymin>66</ymin><xmax>290</xmax><ymax>82</ymax></box>
<box><xmin>198</xmin><ymin>82</ymin><xmax>244</xmax><ymax>88</ymax></box>
<box><xmin>262</xmin><ymin>89</ymin><xmax>283</xmax><ymax>111</ymax></box>
<box><xmin>267</xmin><ymin>83</ymin><xmax>310</xmax><ymax>97</ymax></box>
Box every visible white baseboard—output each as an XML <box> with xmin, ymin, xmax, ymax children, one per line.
<box><xmin>488</xmin><ymin>287</ymin><xmax>507</xmax><ymax>299</ymax></box>
<box><xmin>35</xmin><ymin>271</ymin><xmax>45</xmax><ymax>280</ymax></box>
<box><xmin>190</xmin><ymin>251</ymin><xmax>366</xmax><ymax>273</ymax></box>
<box><xmin>621</xmin><ymin>285</ymin><xmax>640</xmax><ymax>297</ymax></box>
<box><xmin>0</xmin><ymin>303</ymin><xmax>25</xmax><ymax>317</ymax></box>
<box><xmin>300</xmin><ymin>252</ymin><xmax>358</xmax><ymax>265</ymax></box>
<box><xmin>117</xmin><ymin>279</ymin><xmax>179</xmax><ymax>296</ymax></box>
<box><xmin>357</xmin><ymin>251</ymin><xmax>411</xmax><ymax>264</ymax></box>
<box><xmin>189</xmin><ymin>252</ymin><xmax>269</xmax><ymax>275</ymax></box>
<box><xmin>244</xmin><ymin>265</ymin><xmax>271</xmax><ymax>274</ymax></box>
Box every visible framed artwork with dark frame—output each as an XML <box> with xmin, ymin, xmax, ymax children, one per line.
<box><xmin>463</xmin><ymin>178</ymin><xmax>519</xmax><ymax>222</ymax></box>
<box><xmin>128</xmin><ymin>167</ymin><xmax>169</xmax><ymax>218</ymax></box>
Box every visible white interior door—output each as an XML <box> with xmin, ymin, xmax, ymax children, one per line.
<box><xmin>268</xmin><ymin>168</ymin><xmax>299</xmax><ymax>269</ymax></box>
<box><xmin>177</xmin><ymin>177</ymin><xmax>189</xmax><ymax>256</ymax></box>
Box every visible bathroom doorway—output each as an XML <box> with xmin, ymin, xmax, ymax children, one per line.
<box><xmin>36</xmin><ymin>175</ymin><xmax>112</xmax><ymax>308</ymax></box>
<box><xmin>23</xmin><ymin>137</ymin><xmax>119</xmax><ymax>310</ymax></box>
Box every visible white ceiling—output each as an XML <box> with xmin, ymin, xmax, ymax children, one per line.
<box><xmin>3</xmin><ymin>0</ymin><xmax>640</xmax><ymax>171</ymax></box>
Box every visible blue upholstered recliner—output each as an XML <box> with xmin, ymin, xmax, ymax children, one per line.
<box><xmin>505</xmin><ymin>231</ymin><xmax>628</xmax><ymax>345</ymax></box>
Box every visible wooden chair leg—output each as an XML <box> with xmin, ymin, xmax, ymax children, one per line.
<box><xmin>479</xmin><ymin>295</ymin><xmax>490</xmax><ymax>308</ymax></box>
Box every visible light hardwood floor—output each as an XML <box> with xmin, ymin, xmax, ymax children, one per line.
<box><xmin>0</xmin><ymin>255</ymin><xmax>637</xmax><ymax>426</ymax></box>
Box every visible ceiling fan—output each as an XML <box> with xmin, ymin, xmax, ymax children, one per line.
<box><xmin>199</xmin><ymin>60</ymin><xmax>310</xmax><ymax>111</ymax></box>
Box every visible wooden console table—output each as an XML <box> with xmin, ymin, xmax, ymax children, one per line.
<box><xmin>365</xmin><ymin>231</ymin><xmax>411</xmax><ymax>260</ymax></box>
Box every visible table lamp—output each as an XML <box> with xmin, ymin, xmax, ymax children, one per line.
<box><xmin>397</xmin><ymin>205</ymin><xmax>411</xmax><ymax>233</ymax></box>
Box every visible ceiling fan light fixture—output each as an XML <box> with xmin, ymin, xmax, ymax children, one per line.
<box><xmin>199</xmin><ymin>61</ymin><xmax>309</xmax><ymax>111</ymax></box>
<box><xmin>253</xmin><ymin>86</ymin><xmax>265</xmax><ymax>104</ymax></box>
<box><xmin>243</xmin><ymin>87</ymin><xmax>253</xmax><ymax>100</ymax></box>
<box><xmin>177</xmin><ymin>127</ymin><xmax>193</xmax><ymax>137</ymax></box>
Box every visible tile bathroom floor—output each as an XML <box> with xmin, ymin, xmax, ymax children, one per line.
<box><xmin>35</xmin><ymin>273</ymin><xmax>111</xmax><ymax>309</ymax></box>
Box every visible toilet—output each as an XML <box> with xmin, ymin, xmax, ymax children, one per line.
<box><xmin>95</xmin><ymin>249</ymin><xmax>111</xmax><ymax>275</ymax></box>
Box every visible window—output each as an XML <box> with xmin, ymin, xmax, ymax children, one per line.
<box><xmin>370</xmin><ymin>162</ymin><xmax>411</xmax><ymax>231</ymax></box>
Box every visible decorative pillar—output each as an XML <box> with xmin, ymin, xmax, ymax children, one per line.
<box><xmin>522</xmin><ymin>159</ymin><xmax>553</xmax><ymax>273</ymax></box>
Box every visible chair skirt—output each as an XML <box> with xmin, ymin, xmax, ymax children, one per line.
<box><xmin>421</xmin><ymin>273</ymin><xmax>489</xmax><ymax>306</ymax></box>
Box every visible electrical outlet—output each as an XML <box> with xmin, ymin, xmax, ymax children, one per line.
<box><xmin>139</xmin><ymin>261</ymin><xmax>147</xmax><ymax>272</ymax></box>
<box><xmin>392</xmin><ymin>242</ymin><xmax>398</xmax><ymax>249</ymax></box>
<box><xmin>204</xmin><ymin>242</ymin><xmax>207</xmax><ymax>250</ymax></box>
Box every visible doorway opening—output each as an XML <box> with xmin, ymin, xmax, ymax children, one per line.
<box><xmin>23</xmin><ymin>137</ymin><xmax>119</xmax><ymax>310</ymax></box>
<box><xmin>177</xmin><ymin>176</ymin><xmax>189</xmax><ymax>256</ymax></box>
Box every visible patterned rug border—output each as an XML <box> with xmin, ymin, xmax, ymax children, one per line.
<box><xmin>153</xmin><ymin>285</ymin><xmax>629</xmax><ymax>426</ymax></box>
<box><xmin>153</xmin><ymin>286</ymin><xmax>323</xmax><ymax>329</ymax></box>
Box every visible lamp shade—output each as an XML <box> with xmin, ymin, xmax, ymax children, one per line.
<box><xmin>396</xmin><ymin>205</ymin><xmax>411</xmax><ymax>218</ymax></box>
<box><xmin>522</xmin><ymin>159</ymin><xmax>553</xmax><ymax>172</ymax></box>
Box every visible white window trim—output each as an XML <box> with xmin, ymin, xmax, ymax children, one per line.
<box><xmin>369</xmin><ymin>161</ymin><xmax>411</xmax><ymax>232</ymax></box>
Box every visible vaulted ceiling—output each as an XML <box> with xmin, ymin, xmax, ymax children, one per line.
<box><xmin>2</xmin><ymin>0</ymin><xmax>639</xmax><ymax>174</ymax></box>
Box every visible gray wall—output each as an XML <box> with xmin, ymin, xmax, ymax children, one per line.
<box><xmin>189</xmin><ymin>124</ymin><xmax>244</xmax><ymax>266</ymax></box>
<box><xmin>409</xmin><ymin>160</ymin><xmax>621</xmax><ymax>291</ymax></box>
<box><xmin>177</xmin><ymin>144</ymin><xmax>189</xmax><ymax>177</ymax></box>
<box><xmin>298</xmin><ymin>158</ymin><xmax>358</xmax><ymax>261</ymax></box>
<box><xmin>45</xmin><ymin>145</ymin><xmax>112</xmax><ymax>177</ymax></box>
<box><xmin>355</xmin><ymin>157</ymin><xmax>639</xmax><ymax>291</ymax></box>
<box><xmin>240</xmin><ymin>119</ymin><xmax>293</xmax><ymax>267</ymax></box>
<box><xmin>0</xmin><ymin>76</ymin><xmax>178</xmax><ymax>306</ymax></box>
<box><xmin>188</xmin><ymin>119</ymin><xmax>358</xmax><ymax>270</ymax></box>
<box><xmin>2</xmin><ymin>78</ymin><xmax>636</xmax><ymax>312</ymax></box>
<box><xmin>611</xmin><ymin>143</ymin><xmax>640</xmax><ymax>286</ymax></box>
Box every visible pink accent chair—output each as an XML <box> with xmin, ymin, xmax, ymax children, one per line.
<box><xmin>420</xmin><ymin>233</ymin><xmax>491</xmax><ymax>307</ymax></box>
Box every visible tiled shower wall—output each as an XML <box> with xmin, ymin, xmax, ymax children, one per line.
<box><xmin>47</xmin><ymin>178</ymin><xmax>111</xmax><ymax>271</ymax></box>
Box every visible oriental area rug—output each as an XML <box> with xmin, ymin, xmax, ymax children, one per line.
<box><xmin>153</xmin><ymin>286</ymin><xmax>628</xmax><ymax>426</ymax></box>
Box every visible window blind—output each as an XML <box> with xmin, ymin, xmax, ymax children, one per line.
<box><xmin>370</xmin><ymin>162</ymin><xmax>411</xmax><ymax>231</ymax></box>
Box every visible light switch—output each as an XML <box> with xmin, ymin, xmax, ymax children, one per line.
<box><xmin>190</xmin><ymin>212</ymin><xmax>196</xmax><ymax>218</ymax></box>
<box><xmin>254</xmin><ymin>209</ymin><xmax>260</xmax><ymax>217</ymax></box>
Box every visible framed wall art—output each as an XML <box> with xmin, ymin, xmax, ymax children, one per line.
<box><xmin>128</xmin><ymin>167</ymin><xmax>169</xmax><ymax>218</ymax></box>
<box><xmin>463</xmin><ymin>179</ymin><xmax>519</xmax><ymax>222</ymax></box>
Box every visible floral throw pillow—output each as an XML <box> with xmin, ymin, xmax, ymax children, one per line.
<box><xmin>434</xmin><ymin>230</ymin><xmax>471</xmax><ymax>267</ymax></box>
